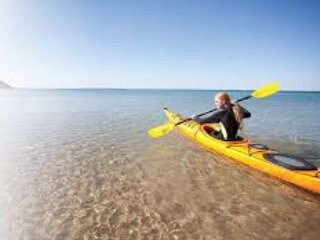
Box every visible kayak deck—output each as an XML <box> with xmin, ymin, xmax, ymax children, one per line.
<box><xmin>164</xmin><ymin>108</ymin><xmax>320</xmax><ymax>195</ymax></box>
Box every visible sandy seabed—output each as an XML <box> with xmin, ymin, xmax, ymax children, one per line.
<box><xmin>1</xmin><ymin>131</ymin><xmax>320</xmax><ymax>240</ymax></box>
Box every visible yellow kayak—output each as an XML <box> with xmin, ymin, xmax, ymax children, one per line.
<box><xmin>164</xmin><ymin>108</ymin><xmax>320</xmax><ymax>195</ymax></box>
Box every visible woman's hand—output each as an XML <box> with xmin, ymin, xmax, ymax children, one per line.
<box><xmin>190</xmin><ymin>114</ymin><xmax>197</xmax><ymax>119</ymax></box>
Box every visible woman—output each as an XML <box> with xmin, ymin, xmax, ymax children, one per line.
<box><xmin>192</xmin><ymin>92</ymin><xmax>251</xmax><ymax>140</ymax></box>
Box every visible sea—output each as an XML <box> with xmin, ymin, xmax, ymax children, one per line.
<box><xmin>0</xmin><ymin>89</ymin><xmax>320</xmax><ymax>240</ymax></box>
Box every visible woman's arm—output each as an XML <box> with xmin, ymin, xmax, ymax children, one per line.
<box><xmin>238</xmin><ymin>104</ymin><xmax>251</xmax><ymax>118</ymax></box>
<box><xmin>192</xmin><ymin>110</ymin><xmax>225</xmax><ymax>124</ymax></box>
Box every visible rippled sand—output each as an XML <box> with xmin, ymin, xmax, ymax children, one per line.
<box><xmin>1</xmin><ymin>128</ymin><xmax>320</xmax><ymax>240</ymax></box>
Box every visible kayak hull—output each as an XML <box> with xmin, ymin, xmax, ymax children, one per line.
<box><xmin>164</xmin><ymin>108</ymin><xmax>320</xmax><ymax>195</ymax></box>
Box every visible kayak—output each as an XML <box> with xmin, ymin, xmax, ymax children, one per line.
<box><xmin>164</xmin><ymin>108</ymin><xmax>320</xmax><ymax>195</ymax></box>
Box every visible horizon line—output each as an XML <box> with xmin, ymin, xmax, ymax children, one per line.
<box><xmin>2</xmin><ymin>86</ymin><xmax>320</xmax><ymax>93</ymax></box>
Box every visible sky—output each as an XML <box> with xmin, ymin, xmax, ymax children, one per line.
<box><xmin>0</xmin><ymin>0</ymin><xmax>320</xmax><ymax>90</ymax></box>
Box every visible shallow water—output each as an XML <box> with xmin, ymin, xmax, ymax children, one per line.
<box><xmin>0</xmin><ymin>89</ymin><xmax>320</xmax><ymax>239</ymax></box>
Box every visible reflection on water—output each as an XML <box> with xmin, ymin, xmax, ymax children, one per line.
<box><xmin>1</xmin><ymin>90</ymin><xmax>320</xmax><ymax>239</ymax></box>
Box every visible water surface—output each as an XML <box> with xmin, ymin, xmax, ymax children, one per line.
<box><xmin>0</xmin><ymin>89</ymin><xmax>319</xmax><ymax>239</ymax></box>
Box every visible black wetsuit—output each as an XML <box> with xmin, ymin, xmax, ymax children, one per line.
<box><xmin>193</xmin><ymin>105</ymin><xmax>251</xmax><ymax>140</ymax></box>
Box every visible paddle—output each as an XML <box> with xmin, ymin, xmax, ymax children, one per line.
<box><xmin>148</xmin><ymin>82</ymin><xmax>279</xmax><ymax>138</ymax></box>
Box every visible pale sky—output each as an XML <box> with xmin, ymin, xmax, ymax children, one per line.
<box><xmin>1</xmin><ymin>0</ymin><xmax>320</xmax><ymax>90</ymax></box>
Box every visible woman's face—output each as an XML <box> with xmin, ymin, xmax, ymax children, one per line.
<box><xmin>214</xmin><ymin>97</ymin><xmax>226</xmax><ymax>109</ymax></box>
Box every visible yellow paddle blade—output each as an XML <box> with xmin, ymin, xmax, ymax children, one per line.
<box><xmin>252</xmin><ymin>82</ymin><xmax>280</xmax><ymax>98</ymax></box>
<box><xmin>148</xmin><ymin>122</ymin><xmax>175</xmax><ymax>138</ymax></box>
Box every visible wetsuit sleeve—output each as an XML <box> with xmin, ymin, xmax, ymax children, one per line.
<box><xmin>239</xmin><ymin>105</ymin><xmax>251</xmax><ymax>118</ymax></box>
<box><xmin>192</xmin><ymin>110</ymin><xmax>225</xmax><ymax>124</ymax></box>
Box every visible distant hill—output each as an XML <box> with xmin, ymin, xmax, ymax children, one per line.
<box><xmin>0</xmin><ymin>80</ymin><xmax>13</xmax><ymax>88</ymax></box>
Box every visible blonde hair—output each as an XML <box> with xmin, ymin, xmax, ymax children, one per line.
<box><xmin>215</xmin><ymin>92</ymin><xmax>231</xmax><ymax>103</ymax></box>
<box><xmin>215</xmin><ymin>92</ymin><xmax>245</xmax><ymax>131</ymax></box>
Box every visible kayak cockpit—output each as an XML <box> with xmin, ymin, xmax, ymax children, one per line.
<box><xmin>202</xmin><ymin>124</ymin><xmax>244</xmax><ymax>142</ymax></box>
